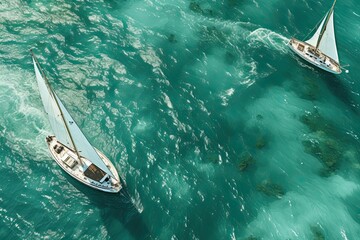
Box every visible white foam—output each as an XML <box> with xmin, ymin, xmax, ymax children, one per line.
<box><xmin>0</xmin><ymin>65</ymin><xmax>51</xmax><ymax>159</ymax></box>
<box><xmin>132</xmin><ymin>188</ymin><xmax>144</xmax><ymax>213</ymax></box>
<box><xmin>219</xmin><ymin>88</ymin><xmax>235</xmax><ymax>106</ymax></box>
<box><xmin>162</xmin><ymin>93</ymin><xmax>174</xmax><ymax>109</ymax></box>
<box><xmin>247</xmin><ymin>28</ymin><xmax>290</xmax><ymax>54</ymax></box>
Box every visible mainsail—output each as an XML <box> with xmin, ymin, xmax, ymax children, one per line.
<box><xmin>305</xmin><ymin>5</ymin><xmax>339</xmax><ymax>62</ymax></box>
<box><xmin>32</xmin><ymin>56</ymin><xmax>116</xmax><ymax>179</ymax></box>
<box><xmin>33</xmin><ymin>58</ymin><xmax>72</xmax><ymax>147</ymax></box>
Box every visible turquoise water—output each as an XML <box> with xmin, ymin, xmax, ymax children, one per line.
<box><xmin>1</xmin><ymin>0</ymin><xmax>360</xmax><ymax>239</ymax></box>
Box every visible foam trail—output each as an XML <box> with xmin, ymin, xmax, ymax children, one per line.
<box><xmin>247</xmin><ymin>28</ymin><xmax>290</xmax><ymax>53</ymax></box>
<box><xmin>0</xmin><ymin>65</ymin><xmax>50</xmax><ymax>159</ymax></box>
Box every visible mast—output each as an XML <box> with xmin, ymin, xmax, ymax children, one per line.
<box><xmin>30</xmin><ymin>50</ymin><xmax>84</xmax><ymax>166</ymax></box>
<box><xmin>315</xmin><ymin>0</ymin><xmax>337</xmax><ymax>50</ymax></box>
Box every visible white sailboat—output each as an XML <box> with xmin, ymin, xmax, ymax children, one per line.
<box><xmin>289</xmin><ymin>0</ymin><xmax>341</xmax><ymax>74</ymax></box>
<box><xmin>31</xmin><ymin>50</ymin><xmax>122</xmax><ymax>193</ymax></box>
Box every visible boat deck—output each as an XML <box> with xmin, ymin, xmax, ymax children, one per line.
<box><xmin>46</xmin><ymin>136</ymin><xmax>121</xmax><ymax>193</ymax></box>
<box><xmin>289</xmin><ymin>38</ymin><xmax>341</xmax><ymax>74</ymax></box>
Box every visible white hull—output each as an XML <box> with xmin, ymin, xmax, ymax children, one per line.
<box><xmin>289</xmin><ymin>38</ymin><xmax>341</xmax><ymax>74</ymax></box>
<box><xmin>47</xmin><ymin>136</ymin><xmax>121</xmax><ymax>193</ymax></box>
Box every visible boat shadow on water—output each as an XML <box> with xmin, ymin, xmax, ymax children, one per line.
<box><xmin>63</xmin><ymin>174</ymin><xmax>151</xmax><ymax>240</ymax></box>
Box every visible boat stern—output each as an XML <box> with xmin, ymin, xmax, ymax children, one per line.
<box><xmin>288</xmin><ymin>38</ymin><xmax>304</xmax><ymax>53</ymax></box>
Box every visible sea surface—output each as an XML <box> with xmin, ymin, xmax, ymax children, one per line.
<box><xmin>1</xmin><ymin>0</ymin><xmax>360</xmax><ymax>239</ymax></box>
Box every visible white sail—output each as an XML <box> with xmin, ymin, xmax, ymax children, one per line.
<box><xmin>32</xmin><ymin>57</ymin><xmax>116</xmax><ymax>179</ymax></box>
<box><xmin>318</xmin><ymin>11</ymin><xmax>339</xmax><ymax>62</ymax></box>
<box><xmin>306</xmin><ymin>10</ymin><xmax>339</xmax><ymax>63</ymax></box>
<box><xmin>33</xmin><ymin>58</ymin><xmax>73</xmax><ymax>148</ymax></box>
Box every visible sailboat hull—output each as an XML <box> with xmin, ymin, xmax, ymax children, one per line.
<box><xmin>47</xmin><ymin>136</ymin><xmax>121</xmax><ymax>193</ymax></box>
<box><xmin>289</xmin><ymin>38</ymin><xmax>341</xmax><ymax>74</ymax></box>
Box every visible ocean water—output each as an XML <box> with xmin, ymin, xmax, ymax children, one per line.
<box><xmin>1</xmin><ymin>0</ymin><xmax>360</xmax><ymax>239</ymax></box>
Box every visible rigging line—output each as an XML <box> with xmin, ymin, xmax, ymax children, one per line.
<box><xmin>302</xmin><ymin>16</ymin><xmax>324</xmax><ymax>41</ymax></box>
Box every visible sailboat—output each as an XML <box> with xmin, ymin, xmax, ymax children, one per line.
<box><xmin>289</xmin><ymin>0</ymin><xmax>341</xmax><ymax>74</ymax></box>
<box><xmin>31</xmin><ymin>50</ymin><xmax>122</xmax><ymax>193</ymax></box>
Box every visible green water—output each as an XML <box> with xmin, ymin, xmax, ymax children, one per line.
<box><xmin>1</xmin><ymin>0</ymin><xmax>360</xmax><ymax>239</ymax></box>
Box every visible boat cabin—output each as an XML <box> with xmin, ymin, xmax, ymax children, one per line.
<box><xmin>84</xmin><ymin>164</ymin><xmax>108</xmax><ymax>182</ymax></box>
